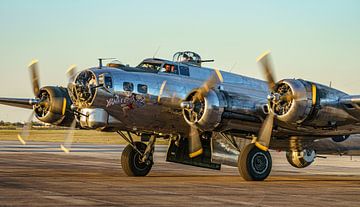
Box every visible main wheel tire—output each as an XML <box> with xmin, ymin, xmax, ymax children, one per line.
<box><xmin>121</xmin><ymin>142</ymin><xmax>153</xmax><ymax>176</ymax></box>
<box><xmin>238</xmin><ymin>143</ymin><xmax>272</xmax><ymax>181</ymax></box>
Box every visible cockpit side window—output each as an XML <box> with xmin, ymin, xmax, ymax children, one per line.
<box><xmin>98</xmin><ymin>73</ymin><xmax>113</xmax><ymax>89</ymax></box>
<box><xmin>160</xmin><ymin>64</ymin><xmax>179</xmax><ymax>74</ymax></box>
<box><xmin>104</xmin><ymin>76</ymin><xmax>113</xmax><ymax>89</ymax></box>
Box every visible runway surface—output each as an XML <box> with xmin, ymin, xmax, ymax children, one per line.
<box><xmin>1</xmin><ymin>141</ymin><xmax>360</xmax><ymax>206</ymax></box>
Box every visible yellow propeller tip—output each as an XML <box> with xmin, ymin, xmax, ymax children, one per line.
<box><xmin>189</xmin><ymin>148</ymin><xmax>203</xmax><ymax>158</ymax></box>
<box><xmin>17</xmin><ymin>134</ymin><xmax>26</xmax><ymax>145</ymax></box>
<box><xmin>256</xmin><ymin>50</ymin><xmax>271</xmax><ymax>62</ymax></box>
<box><xmin>60</xmin><ymin>145</ymin><xmax>70</xmax><ymax>154</ymax></box>
<box><xmin>214</xmin><ymin>68</ymin><xmax>224</xmax><ymax>83</ymax></box>
<box><xmin>28</xmin><ymin>59</ymin><xmax>39</xmax><ymax>68</ymax></box>
<box><xmin>158</xmin><ymin>80</ymin><xmax>167</xmax><ymax>103</ymax></box>
<box><xmin>66</xmin><ymin>64</ymin><xmax>77</xmax><ymax>74</ymax></box>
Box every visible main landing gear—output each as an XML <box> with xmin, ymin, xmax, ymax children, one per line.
<box><xmin>238</xmin><ymin>143</ymin><xmax>272</xmax><ymax>181</ymax></box>
<box><xmin>117</xmin><ymin>131</ymin><xmax>155</xmax><ymax>176</ymax></box>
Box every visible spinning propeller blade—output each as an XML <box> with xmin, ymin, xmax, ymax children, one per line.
<box><xmin>17</xmin><ymin>111</ymin><xmax>35</xmax><ymax>145</ymax></box>
<box><xmin>189</xmin><ymin>125</ymin><xmax>203</xmax><ymax>158</ymax></box>
<box><xmin>66</xmin><ymin>65</ymin><xmax>78</xmax><ymax>82</ymax></box>
<box><xmin>16</xmin><ymin>60</ymin><xmax>79</xmax><ymax>147</ymax></box>
<box><xmin>255</xmin><ymin>51</ymin><xmax>278</xmax><ymax>150</ymax></box>
<box><xmin>196</xmin><ymin>68</ymin><xmax>223</xmax><ymax>99</ymax></box>
<box><xmin>60</xmin><ymin>119</ymin><xmax>77</xmax><ymax>153</ymax></box>
<box><xmin>28</xmin><ymin>60</ymin><xmax>40</xmax><ymax>97</ymax></box>
<box><xmin>257</xmin><ymin>51</ymin><xmax>276</xmax><ymax>90</ymax></box>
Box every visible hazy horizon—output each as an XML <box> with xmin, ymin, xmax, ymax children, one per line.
<box><xmin>0</xmin><ymin>0</ymin><xmax>359</xmax><ymax>122</ymax></box>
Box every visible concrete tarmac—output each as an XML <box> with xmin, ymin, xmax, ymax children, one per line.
<box><xmin>1</xmin><ymin>141</ymin><xmax>360</xmax><ymax>206</ymax></box>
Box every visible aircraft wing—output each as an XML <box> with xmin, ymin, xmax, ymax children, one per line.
<box><xmin>0</xmin><ymin>97</ymin><xmax>37</xmax><ymax>109</ymax></box>
<box><xmin>340</xmin><ymin>95</ymin><xmax>360</xmax><ymax>108</ymax></box>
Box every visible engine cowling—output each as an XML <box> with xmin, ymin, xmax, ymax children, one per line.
<box><xmin>286</xmin><ymin>149</ymin><xmax>316</xmax><ymax>168</ymax></box>
<box><xmin>182</xmin><ymin>89</ymin><xmax>226</xmax><ymax>131</ymax></box>
<box><xmin>270</xmin><ymin>79</ymin><xmax>315</xmax><ymax>124</ymax></box>
<box><xmin>34</xmin><ymin>86</ymin><xmax>74</xmax><ymax>126</ymax></box>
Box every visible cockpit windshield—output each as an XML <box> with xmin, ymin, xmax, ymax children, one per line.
<box><xmin>137</xmin><ymin>62</ymin><xmax>162</xmax><ymax>71</ymax></box>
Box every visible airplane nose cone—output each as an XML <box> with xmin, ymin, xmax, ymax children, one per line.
<box><xmin>68</xmin><ymin>70</ymin><xmax>97</xmax><ymax>108</ymax></box>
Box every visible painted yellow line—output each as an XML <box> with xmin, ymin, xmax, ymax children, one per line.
<box><xmin>256</xmin><ymin>50</ymin><xmax>271</xmax><ymax>62</ymax></box>
<box><xmin>189</xmin><ymin>148</ymin><xmax>203</xmax><ymax>158</ymax></box>
<box><xmin>255</xmin><ymin>142</ymin><xmax>268</xmax><ymax>151</ymax></box>
<box><xmin>62</xmin><ymin>98</ymin><xmax>67</xmax><ymax>115</ymax></box>
<box><xmin>60</xmin><ymin>144</ymin><xmax>70</xmax><ymax>153</ymax></box>
<box><xmin>312</xmin><ymin>84</ymin><xmax>317</xmax><ymax>106</ymax></box>
<box><xmin>17</xmin><ymin>134</ymin><xmax>26</xmax><ymax>145</ymax></box>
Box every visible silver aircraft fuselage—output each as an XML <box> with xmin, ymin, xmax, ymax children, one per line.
<box><xmin>72</xmin><ymin>58</ymin><xmax>360</xmax><ymax>139</ymax></box>
<box><xmin>78</xmin><ymin>63</ymin><xmax>268</xmax><ymax>135</ymax></box>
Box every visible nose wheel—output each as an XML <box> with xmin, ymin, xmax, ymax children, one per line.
<box><xmin>238</xmin><ymin>143</ymin><xmax>272</xmax><ymax>181</ymax></box>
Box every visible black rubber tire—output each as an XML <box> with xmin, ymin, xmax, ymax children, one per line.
<box><xmin>121</xmin><ymin>142</ymin><xmax>153</xmax><ymax>176</ymax></box>
<box><xmin>238</xmin><ymin>143</ymin><xmax>272</xmax><ymax>181</ymax></box>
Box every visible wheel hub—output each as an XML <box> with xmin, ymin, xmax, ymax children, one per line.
<box><xmin>133</xmin><ymin>151</ymin><xmax>149</xmax><ymax>170</ymax></box>
<box><xmin>251</xmin><ymin>152</ymin><xmax>269</xmax><ymax>174</ymax></box>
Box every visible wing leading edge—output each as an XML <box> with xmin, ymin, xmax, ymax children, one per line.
<box><xmin>0</xmin><ymin>97</ymin><xmax>38</xmax><ymax>109</ymax></box>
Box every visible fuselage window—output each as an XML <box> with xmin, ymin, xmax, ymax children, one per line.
<box><xmin>137</xmin><ymin>84</ymin><xmax>148</xmax><ymax>94</ymax></box>
<box><xmin>179</xmin><ymin>66</ymin><xmax>190</xmax><ymax>76</ymax></box>
<box><xmin>123</xmin><ymin>82</ymin><xmax>134</xmax><ymax>92</ymax></box>
<box><xmin>104</xmin><ymin>76</ymin><xmax>113</xmax><ymax>89</ymax></box>
<box><xmin>160</xmin><ymin>64</ymin><xmax>179</xmax><ymax>74</ymax></box>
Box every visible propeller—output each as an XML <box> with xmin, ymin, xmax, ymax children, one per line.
<box><xmin>195</xmin><ymin>69</ymin><xmax>223</xmax><ymax>100</ymax></box>
<box><xmin>181</xmin><ymin>69</ymin><xmax>223</xmax><ymax>158</ymax></box>
<box><xmin>256</xmin><ymin>51</ymin><xmax>276</xmax><ymax>89</ymax></box>
<box><xmin>60</xmin><ymin>119</ymin><xmax>77</xmax><ymax>153</ymax></box>
<box><xmin>16</xmin><ymin>60</ymin><xmax>40</xmax><ymax>145</ymax></box>
<box><xmin>28</xmin><ymin>60</ymin><xmax>40</xmax><ymax>97</ymax></box>
<box><xmin>66</xmin><ymin>64</ymin><xmax>78</xmax><ymax>82</ymax></box>
<box><xmin>60</xmin><ymin>66</ymin><xmax>79</xmax><ymax>153</ymax></box>
<box><xmin>157</xmin><ymin>80</ymin><xmax>179</xmax><ymax>105</ymax></box>
<box><xmin>16</xmin><ymin>60</ymin><xmax>79</xmax><ymax>147</ymax></box>
<box><xmin>17</xmin><ymin>111</ymin><xmax>35</xmax><ymax>145</ymax></box>
<box><xmin>157</xmin><ymin>80</ymin><xmax>167</xmax><ymax>103</ymax></box>
<box><xmin>254</xmin><ymin>51</ymin><xmax>293</xmax><ymax>151</ymax></box>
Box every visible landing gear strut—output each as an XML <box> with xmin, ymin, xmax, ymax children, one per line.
<box><xmin>238</xmin><ymin>143</ymin><xmax>272</xmax><ymax>181</ymax></box>
<box><xmin>117</xmin><ymin>131</ymin><xmax>155</xmax><ymax>176</ymax></box>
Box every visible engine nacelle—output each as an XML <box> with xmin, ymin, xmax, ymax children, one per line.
<box><xmin>182</xmin><ymin>90</ymin><xmax>226</xmax><ymax>131</ymax></box>
<box><xmin>34</xmin><ymin>86</ymin><xmax>74</xmax><ymax>127</ymax></box>
<box><xmin>271</xmin><ymin>79</ymin><xmax>314</xmax><ymax>124</ymax></box>
<box><xmin>286</xmin><ymin>149</ymin><xmax>316</xmax><ymax>168</ymax></box>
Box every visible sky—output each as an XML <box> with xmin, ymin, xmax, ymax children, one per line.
<box><xmin>0</xmin><ymin>0</ymin><xmax>359</xmax><ymax>122</ymax></box>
